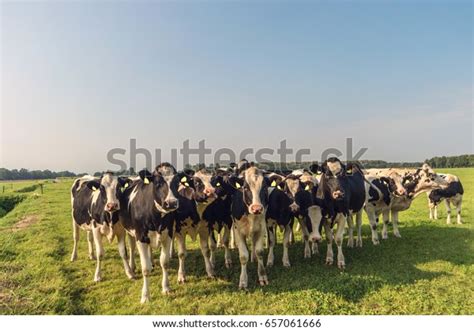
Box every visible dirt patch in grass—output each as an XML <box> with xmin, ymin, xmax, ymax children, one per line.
<box><xmin>11</xmin><ymin>215</ymin><xmax>39</xmax><ymax>232</ymax></box>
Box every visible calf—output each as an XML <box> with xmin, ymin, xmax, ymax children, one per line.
<box><xmin>230</xmin><ymin>160</ymin><xmax>269</xmax><ymax>289</ymax></box>
<box><xmin>427</xmin><ymin>174</ymin><xmax>463</xmax><ymax>224</ymax></box>
<box><xmin>266</xmin><ymin>169</ymin><xmax>321</xmax><ymax>267</ymax></box>
<box><xmin>119</xmin><ymin>164</ymin><xmax>182</xmax><ymax>303</ymax></box>
<box><xmin>70</xmin><ymin>173</ymin><xmax>134</xmax><ymax>282</ymax></box>
<box><xmin>314</xmin><ymin>158</ymin><xmax>366</xmax><ymax>268</ymax></box>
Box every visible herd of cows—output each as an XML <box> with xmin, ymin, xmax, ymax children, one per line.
<box><xmin>70</xmin><ymin>158</ymin><xmax>464</xmax><ymax>303</ymax></box>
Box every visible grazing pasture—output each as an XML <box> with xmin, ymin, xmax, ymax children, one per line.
<box><xmin>0</xmin><ymin>169</ymin><xmax>472</xmax><ymax>315</ymax></box>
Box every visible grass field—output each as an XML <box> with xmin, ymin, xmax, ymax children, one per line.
<box><xmin>0</xmin><ymin>169</ymin><xmax>473</xmax><ymax>315</ymax></box>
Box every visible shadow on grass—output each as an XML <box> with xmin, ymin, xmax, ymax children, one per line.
<box><xmin>168</xmin><ymin>223</ymin><xmax>472</xmax><ymax>303</ymax></box>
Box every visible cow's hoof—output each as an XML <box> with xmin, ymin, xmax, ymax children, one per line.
<box><xmin>178</xmin><ymin>276</ymin><xmax>186</xmax><ymax>284</ymax></box>
<box><xmin>266</xmin><ymin>261</ymin><xmax>274</xmax><ymax>268</ymax></box>
<box><xmin>258</xmin><ymin>276</ymin><xmax>269</xmax><ymax>286</ymax></box>
<box><xmin>283</xmin><ymin>261</ymin><xmax>291</xmax><ymax>268</ymax></box>
<box><xmin>70</xmin><ymin>254</ymin><xmax>77</xmax><ymax>262</ymax></box>
<box><xmin>94</xmin><ymin>276</ymin><xmax>102</xmax><ymax>282</ymax></box>
<box><xmin>326</xmin><ymin>258</ymin><xmax>333</xmax><ymax>265</ymax></box>
<box><xmin>457</xmin><ymin>221</ymin><xmax>463</xmax><ymax>225</ymax></box>
<box><xmin>338</xmin><ymin>261</ymin><xmax>345</xmax><ymax>269</ymax></box>
<box><xmin>126</xmin><ymin>272</ymin><xmax>136</xmax><ymax>280</ymax></box>
<box><xmin>382</xmin><ymin>234</ymin><xmax>388</xmax><ymax>240</ymax></box>
<box><xmin>89</xmin><ymin>255</ymin><xmax>96</xmax><ymax>260</ymax></box>
<box><xmin>372</xmin><ymin>239</ymin><xmax>380</xmax><ymax>246</ymax></box>
<box><xmin>225</xmin><ymin>261</ymin><xmax>232</xmax><ymax>269</ymax></box>
<box><xmin>140</xmin><ymin>296</ymin><xmax>150</xmax><ymax>304</ymax></box>
<box><xmin>394</xmin><ymin>232</ymin><xmax>402</xmax><ymax>238</ymax></box>
<box><xmin>355</xmin><ymin>240</ymin><xmax>363</xmax><ymax>247</ymax></box>
<box><xmin>162</xmin><ymin>288</ymin><xmax>172</xmax><ymax>295</ymax></box>
<box><xmin>239</xmin><ymin>283</ymin><xmax>248</xmax><ymax>290</ymax></box>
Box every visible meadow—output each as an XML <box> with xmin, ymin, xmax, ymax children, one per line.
<box><xmin>0</xmin><ymin>169</ymin><xmax>472</xmax><ymax>315</ymax></box>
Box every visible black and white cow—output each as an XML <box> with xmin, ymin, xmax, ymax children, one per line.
<box><xmin>119</xmin><ymin>164</ymin><xmax>183</xmax><ymax>303</ymax></box>
<box><xmin>313</xmin><ymin>158</ymin><xmax>366</xmax><ymax>268</ymax></box>
<box><xmin>230</xmin><ymin>160</ymin><xmax>270</xmax><ymax>289</ymax></box>
<box><xmin>70</xmin><ymin>173</ymin><xmax>134</xmax><ymax>282</ymax></box>
<box><xmin>427</xmin><ymin>174</ymin><xmax>464</xmax><ymax>224</ymax></box>
<box><xmin>265</xmin><ymin>169</ymin><xmax>321</xmax><ymax>267</ymax></box>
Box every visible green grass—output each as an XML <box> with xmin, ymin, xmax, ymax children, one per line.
<box><xmin>0</xmin><ymin>169</ymin><xmax>472</xmax><ymax>315</ymax></box>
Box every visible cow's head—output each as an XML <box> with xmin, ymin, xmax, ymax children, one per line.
<box><xmin>229</xmin><ymin>160</ymin><xmax>268</xmax><ymax>215</ymax></box>
<box><xmin>138</xmin><ymin>163</ymin><xmax>179</xmax><ymax>213</ymax></box>
<box><xmin>319</xmin><ymin>157</ymin><xmax>349</xmax><ymax>202</ymax></box>
<box><xmin>402</xmin><ymin>164</ymin><xmax>448</xmax><ymax>197</ymax></box>
<box><xmin>383</xmin><ymin>170</ymin><xmax>407</xmax><ymax>196</ymax></box>
<box><xmin>190</xmin><ymin>168</ymin><xmax>218</xmax><ymax>204</ymax></box>
<box><xmin>176</xmin><ymin>169</ymin><xmax>196</xmax><ymax>200</ymax></box>
<box><xmin>87</xmin><ymin>172</ymin><xmax>130</xmax><ymax>213</ymax></box>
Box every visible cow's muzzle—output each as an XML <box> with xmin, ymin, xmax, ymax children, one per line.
<box><xmin>163</xmin><ymin>198</ymin><xmax>179</xmax><ymax>211</ymax></box>
<box><xmin>332</xmin><ymin>190</ymin><xmax>344</xmax><ymax>200</ymax></box>
<box><xmin>249</xmin><ymin>204</ymin><xmax>264</xmax><ymax>215</ymax></box>
<box><xmin>105</xmin><ymin>202</ymin><xmax>119</xmax><ymax>212</ymax></box>
<box><xmin>289</xmin><ymin>203</ymin><xmax>300</xmax><ymax>213</ymax></box>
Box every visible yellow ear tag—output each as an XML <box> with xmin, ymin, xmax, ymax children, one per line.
<box><xmin>143</xmin><ymin>177</ymin><xmax>150</xmax><ymax>185</ymax></box>
<box><xmin>92</xmin><ymin>186</ymin><xmax>97</xmax><ymax>191</ymax></box>
<box><xmin>347</xmin><ymin>169</ymin><xmax>352</xmax><ymax>174</ymax></box>
<box><xmin>216</xmin><ymin>182</ymin><xmax>221</xmax><ymax>187</ymax></box>
<box><xmin>235</xmin><ymin>182</ymin><xmax>241</xmax><ymax>189</ymax></box>
<box><xmin>124</xmin><ymin>183</ymin><xmax>129</xmax><ymax>189</ymax></box>
<box><xmin>184</xmin><ymin>182</ymin><xmax>190</xmax><ymax>187</ymax></box>
<box><xmin>305</xmin><ymin>184</ymin><xmax>310</xmax><ymax>191</ymax></box>
<box><xmin>271</xmin><ymin>180</ymin><xmax>277</xmax><ymax>187</ymax></box>
<box><xmin>180</xmin><ymin>177</ymin><xmax>187</xmax><ymax>183</ymax></box>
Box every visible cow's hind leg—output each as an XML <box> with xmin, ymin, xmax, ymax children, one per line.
<box><xmin>445</xmin><ymin>200</ymin><xmax>452</xmax><ymax>224</ymax></box>
<box><xmin>128</xmin><ymin>233</ymin><xmax>136</xmax><ymax>272</ymax></box>
<box><xmin>159</xmin><ymin>230</ymin><xmax>172</xmax><ymax>294</ymax></box>
<box><xmin>71</xmin><ymin>221</ymin><xmax>80</xmax><ymax>262</ymax></box>
<box><xmin>382</xmin><ymin>210</ymin><xmax>390</xmax><ymax>239</ymax></box>
<box><xmin>355</xmin><ymin>210</ymin><xmax>363</xmax><ymax>247</ymax></box>
<box><xmin>209</xmin><ymin>231</ymin><xmax>217</xmax><ymax>268</ymax></box>
<box><xmin>391</xmin><ymin>210</ymin><xmax>402</xmax><ymax>238</ymax></box>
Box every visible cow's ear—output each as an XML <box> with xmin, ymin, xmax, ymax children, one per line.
<box><xmin>228</xmin><ymin>176</ymin><xmax>244</xmax><ymax>189</ymax></box>
<box><xmin>320</xmin><ymin>162</ymin><xmax>328</xmax><ymax>174</ymax></box>
<box><xmin>118</xmin><ymin>177</ymin><xmax>131</xmax><ymax>189</ymax></box>
<box><xmin>183</xmin><ymin>168</ymin><xmax>195</xmax><ymax>177</ymax></box>
<box><xmin>87</xmin><ymin>181</ymin><xmax>100</xmax><ymax>191</ymax></box>
<box><xmin>138</xmin><ymin>169</ymin><xmax>153</xmax><ymax>184</ymax></box>
<box><xmin>178</xmin><ymin>172</ymin><xmax>193</xmax><ymax>188</ymax></box>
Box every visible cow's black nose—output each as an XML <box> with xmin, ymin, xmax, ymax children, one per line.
<box><xmin>164</xmin><ymin>199</ymin><xmax>178</xmax><ymax>210</ymax></box>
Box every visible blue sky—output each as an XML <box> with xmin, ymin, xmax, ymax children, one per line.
<box><xmin>1</xmin><ymin>0</ymin><xmax>472</xmax><ymax>172</ymax></box>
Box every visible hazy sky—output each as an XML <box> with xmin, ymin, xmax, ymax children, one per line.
<box><xmin>1</xmin><ymin>0</ymin><xmax>472</xmax><ymax>173</ymax></box>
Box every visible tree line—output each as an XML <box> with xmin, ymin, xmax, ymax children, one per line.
<box><xmin>1</xmin><ymin>154</ymin><xmax>472</xmax><ymax>180</ymax></box>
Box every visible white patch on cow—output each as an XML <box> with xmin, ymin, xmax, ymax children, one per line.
<box><xmin>101</xmin><ymin>173</ymin><xmax>120</xmax><ymax>210</ymax></box>
<box><xmin>163</xmin><ymin>174</ymin><xmax>177</xmax><ymax>203</ymax></box>
<box><xmin>286</xmin><ymin>178</ymin><xmax>300</xmax><ymax>198</ymax></box>
<box><xmin>128</xmin><ymin>185</ymin><xmax>139</xmax><ymax>210</ymax></box>
<box><xmin>244</xmin><ymin>167</ymin><xmax>264</xmax><ymax>208</ymax></box>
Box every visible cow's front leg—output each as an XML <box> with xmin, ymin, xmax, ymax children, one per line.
<box><xmin>355</xmin><ymin>210</ymin><xmax>363</xmax><ymax>247</ymax></box>
<box><xmin>324</xmin><ymin>222</ymin><xmax>334</xmax><ymax>265</ymax></box>
<box><xmin>92</xmin><ymin>226</ymin><xmax>104</xmax><ymax>282</ymax></box>
<box><xmin>266</xmin><ymin>224</ymin><xmax>275</xmax><ymax>267</ymax></box>
<box><xmin>391</xmin><ymin>210</ymin><xmax>401</xmax><ymax>238</ymax></box>
<box><xmin>71</xmin><ymin>220</ymin><xmax>80</xmax><ymax>262</ymax></box>
<box><xmin>382</xmin><ymin>210</ymin><xmax>390</xmax><ymax>239</ymax></box>
<box><xmin>282</xmin><ymin>224</ymin><xmax>292</xmax><ymax>267</ymax></box>
<box><xmin>87</xmin><ymin>230</ymin><xmax>95</xmax><ymax>260</ymax></box>
<box><xmin>455</xmin><ymin>200</ymin><xmax>463</xmax><ymax>224</ymax></box>
<box><xmin>128</xmin><ymin>233</ymin><xmax>136</xmax><ymax>272</ymax></box>
<box><xmin>346</xmin><ymin>214</ymin><xmax>354</xmax><ymax>248</ymax></box>
<box><xmin>229</xmin><ymin>226</ymin><xmax>236</xmax><ymax>249</ymax></box>
<box><xmin>234</xmin><ymin>225</ymin><xmax>249</xmax><ymax>289</ymax></box>
<box><xmin>159</xmin><ymin>230</ymin><xmax>172</xmax><ymax>294</ymax></box>
<box><xmin>198</xmin><ymin>228</ymin><xmax>215</xmax><ymax>278</ymax></box>
<box><xmin>299</xmin><ymin>220</ymin><xmax>312</xmax><ymax>258</ymax></box>
<box><xmin>253</xmin><ymin>219</ymin><xmax>268</xmax><ymax>286</ymax></box>
<box><xmin>209</xmin><ymin>231</ymin><xmax>217</xmax><ymax>268</ymax></box>
<box><xmin>335</xmin><ymin>214</ymin><xmax>346</xmax><ymax>269</ymax></box>
<box><xmin>222</xmin><ymin>225</ymin><xmax>232</xmax><ymax>269</ymax></box>
<box><xmin>176</xmin><ymin>232</ymin><xmax>186</xmax><ymax>284</ymax></box>
<box><xmin>434</xmin><ymin>204</ymin><xmax>438</xmax><ymax>220</ymax></box>
<box><xmin>136</xmin><ymin>240</ymin><xmax>152</xmax><ymax>303</ymax></box>
<box><xmin>117</xmin><ymin>229</ymin><xmax>135</xmax><ymax>280</ymax></box>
